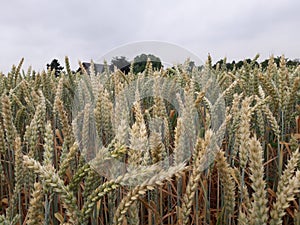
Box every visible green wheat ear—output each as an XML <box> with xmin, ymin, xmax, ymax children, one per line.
<box><xmin>215</xmin><ymin>150</ymin><xmax>236</xmax><ymax>223</ymax></box>
<box><xmin>27</xmin><ymin>182</ymin><xmax>44</xmax><ymax>225</ymax></box>
<box><xmin>0</xmin><ymin>56</ymin><xmax>300</xmax><ymax>224</ymax></box>
<box><xmin>248</xmin><ymin>136</ymin><xmax>268</xmax><ymax>225</ymax></box>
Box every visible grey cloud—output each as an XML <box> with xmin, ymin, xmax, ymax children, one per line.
<box><xmin>0</xmin><ymin>0</ymin><xmax>299</xmax><ymax>73</ymax></box>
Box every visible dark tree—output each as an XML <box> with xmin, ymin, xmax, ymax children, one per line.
<box><xmin>211</xmin><ymin>56</ymin><xmax>300</xmax><ymax>71</ymax></box>
<box><xmin>110</xmin><ymin>56</ymin><xmax>130</xmax><ymax>74</ymax></box>
<box><xmin>212</xmin><ymin>59</ymin><xmax>225</xmax><ymax>70</ymax></box>
<box><xmin>287</xmin><ymin>58</ymin><xmax>300</xmax><ymax>67</ymax></box>
<box><xmin>260</xmin><ymin>59</ymin><xmax>269</xmax><ymax>70</ymax></box>
<box><xmin>186</xmin><ymin>61</ymin><xmax>196</xmax><ymax>72</ymax></box>
<box><xmin>133</xmin><ymin>54</ymin><xmax>162</xmax><ymax>74</ymax></box>
<box><xmin>212</xmin><ymin>59</ymin><xmax>233</xmax><ymax>70</ymax></box>
<box><xmin>47</xmin><ymin>59</ymin><xmax>64</xmax><ymax>77</ymax></box>
<box><xmin>260</xmin><ymin>56</ymin><xmax>300</xmax><ymax>70</ymax></box>
<box><xmin>235</xmin><ymin>60</ymin><xmax>244</xmax><ymax>69</ymax></box>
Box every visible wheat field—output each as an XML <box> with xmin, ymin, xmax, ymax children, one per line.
<box><xmin>0</xmin><ymin>55</ymin><xmax>299</xmax><ymax>225</ymax></box>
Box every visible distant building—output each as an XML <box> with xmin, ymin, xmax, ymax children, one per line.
<box><xmin>77</xmin><ymin>62</ymin><xmax>111</xmax><ymax>74</ymax></box>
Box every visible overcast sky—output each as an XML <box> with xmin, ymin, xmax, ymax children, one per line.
<box><xmin>0</xmin><ymin>0</ymin><xmax>299</xmax><ymax>73</ymax></box>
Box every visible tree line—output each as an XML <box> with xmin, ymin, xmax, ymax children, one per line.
<box><xmin>46</xmin><ymin>54</ymin><xmax>300</xmax><ymax>77</ymax></box>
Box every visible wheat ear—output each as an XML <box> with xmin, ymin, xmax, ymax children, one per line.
<box><xmin>113</xmin><ymin>163</ymin><xmax>186</xmax><ymax>225</ymax></box>
<box><xmin>26</xmin><ymin>182</ymin><xmax>44</xmax><ymax>225</ymax></box>
<box><xmin>215</xmin><ymin>150</ymin><xmax>236</xmax><ymax>221</ymax></box>
<box><xmin>277</xmin><ymin>149</ymin><xmax>300</xmax><ymax>194</ymax></box>
<box><xmin>270</xmin><ymin>170</ymin><xmax>300</xmax><ymax>225</ymax></box>
<box><xmin>248</xmin><ymin>136</ymin><xmax>268</xmax><ymax>225</ymax></box>
<box><xmin>23</xmin><ymin>155</ymin><xmax>81</xmax><ymax>224</ymax></box>
<box><xmin>181</xmin><ymin>131</ymin><xmax>211</xmax><ymax>225</ymax></box>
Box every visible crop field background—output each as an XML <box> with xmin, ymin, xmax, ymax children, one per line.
<box><xmin>0</xmin><ymin>55</ymin><xmax>299</xmax><ymax>225</ymax></box>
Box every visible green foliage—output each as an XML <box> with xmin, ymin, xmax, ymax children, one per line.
<box><xmin>213</xmin><ymin>55</ymin><xmax>300</xmax><ymax>71</ymax></box>
<box><xmin>132</xmin><ymin>53</ymin><xmax>162</xmax><ymax>74</ymax></box>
